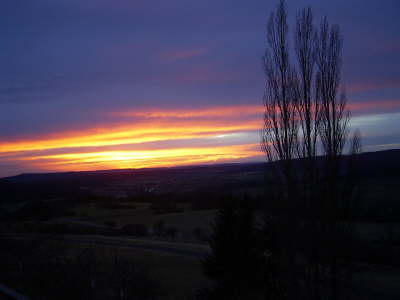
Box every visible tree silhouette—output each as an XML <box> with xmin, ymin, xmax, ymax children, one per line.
<box><xmin>201</xmin><ymin>197</ymin><xmax>280</xmax><ymax>300</ymax></box>
<box><xmin>261</xmin><ymin>1</ymin><xmax>361</xmax><ymax>299</ymax></box>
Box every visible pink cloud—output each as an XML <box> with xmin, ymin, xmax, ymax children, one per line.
<box><xmin>110</xmin><ymin>104</ymin><xmax>263</xmax><ymax>119</ymax></box>
<box><xmin>381</xmin><ymin>40</ymin><xmax>400</xmax><ymax>52</ymax></box>
<box><xmin>167</xmin><ymin>64</ymin><xmax>241</xmax><ymax>83</ymax></box>
<box><xmin>348</xmin><ymin>79</ymin><xmax>400</xmax><ymax>93</ymax></box>
<box><xmin>159</xmin><ymin>48</ymin><xmax>208</xmax><ymax>62</ymax></box>
<box><xmin>348</xmin><ymin>99</ymin><xmax>400</xmax><ymax>114</ymax></box>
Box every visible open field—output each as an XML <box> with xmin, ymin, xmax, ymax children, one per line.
<box><xmin>2</xmin><ymin>233</ymin><xmax>400</xmax><ymax>300</ymax></box>
<box><xmin>61</xmin><ymin>198</ymin><xmax>400</xmax><ymax>244</ymax></box>
<box><xmin>1</xmin><ymin>151</ymin><xmax>400</xmax><ymax>298</ymax></box>
<box><xmin>0</xmin><ymin>234</ymin><xmax>210</xmax><ymax>300</ymax></box>
<box><xmin>68</xmin><ymin>202</ymin><xmax>216</xmax><ymax>233</ymax></box>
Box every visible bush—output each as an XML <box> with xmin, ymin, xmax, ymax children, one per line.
<box><xmin>153</xmin><ymin>220</ymin><xmax>165</xmax><ymax>236</ymax></box>
<box><xmin>104</xmin><ymin>220</ymin><xmax>117</xmax><ymax>228</ymax></box>
<box><xmin>165</xmin><ymin>227</ymin><xmax>178</xmax><ymax>238</ymax></box>
<box><xmin>201</xmin><ymin>198</ymin><xmax>280</xmax><ymax>299</ymax></box>
<box><xmin>122</xmin><ymin>224</ymin><xmax>148</xmax><ymax>236</ymax></box>
<box><xmin>150</xmin><ymin>202</ymin><xmax>183</xmax><ymax>214</ymax></box>
<box><xmin>99</xmin><ymin>203</ymin><xmax>137</xmax><ymax>210</ymax></box>
<box><xmin>193</xmin><ymin>227</ymin><xmax>208</xmax><ymax>242</ymax></box>
<box><xmin>109</xmin><ymin>256</ymin><xmax>164</xmax><ymax>300</ymax></box>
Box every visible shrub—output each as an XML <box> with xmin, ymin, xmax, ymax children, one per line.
<box><xmin>122</xmin><ymin>224</ymin><xmax>148</xmax><ymax>237</ymax></box>
<box><xmin>153</xmin><ymin>220</ymin><xmax>165</xmax><ymax>236</ymax></box>
<box><xmin>193</xmin><ymin>227</ymin><xmax>208</xmax><ymax>242</ymax></box>
<box><xmin>165</xmin><ymin>227</ymin><xmax>178</xmax><ymax>238</ymax></box>
<box><xmin>104</xmin><ymin>220</ymin><xmax>117</xmax><ymax>228</ymax></box>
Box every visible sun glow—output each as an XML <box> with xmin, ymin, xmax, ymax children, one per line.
<box><xmin>0</xmin><ymin>120</ymin><xmax>260</xmax><ymax>154</ymax></box>
<box><xmin>0</xmin><ymin>105</ymin><xmax>264</xmax><ymax>175</ymax></box>
<box><xmin>1</xmin><ymin>101</ymin><xmax>394</xmax><ymax>176</ymax></box>
<box><xmin>19</xmin><ymin>144</ymin><xmax>261</xmax><ymax>172</ymax></box>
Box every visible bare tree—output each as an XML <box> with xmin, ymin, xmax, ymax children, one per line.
<box><xmin>262</xmin><ymin>0</ymin><xmax>299</xmax><ymax>173</ymax></box>
<box><xmin>262</xmin><ymin>1</ymin><xmax>300</xmax><ymax>297</ymax></box>
<box><xmin>294</xmin><ymin>7</ymin><xmax>323</xmax><ymax>300</ymax></box>
<box><xmin>295</xmin><ymin>7</ymin><xmax>319</xmax><ymax>162</ymax></box>
<box><xmin>261</xmin><ymin>1</ymin><xmax>361</xmax><ymax>299</ymax></box>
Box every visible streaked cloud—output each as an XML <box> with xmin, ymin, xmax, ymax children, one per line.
<box><xmin>0</xmin><ymin>105</ymin><xmax>263</xmax><ymax>176</ymax></box>
<box><xmin>348</xmin><ymin>99</ymin><xmax>400</xmax><ymax>114</ymax></box>
<box><xmin>0</xmin><ymin>119</ymin><xmax>260</xmax><ymax>154</ymax></box>
<box><xmin>1</xmin><ymin>100</ymin><xmax>399</xmax><ymax>177</ymax></box>
<box><xmin>1</xmin><ymin>0</ymin><xmax>399</xmax><ymax>176</ymax></box>
<box><xmin>349</xmin><ymin>79</ymin><xmax>400</xmax><ymax>94</ymax></box>
<box><xmin>15</xmin><ymin>144</ymin><xmax>261</xmax><ymax>172</ymax></box>
<box><xmin>109</xmin><ymin>105</ymin><xmax>263</xmax><ymax>119</ymax></box>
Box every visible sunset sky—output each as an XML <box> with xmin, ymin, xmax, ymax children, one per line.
<box><xmin>0</xmin><ymin>0</ymin><xmax>399</xmax><ymax>177</ymax></box>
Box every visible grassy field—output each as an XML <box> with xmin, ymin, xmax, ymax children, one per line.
<box><xmin>66</xmin><ymin>200</ymin><xmax>400</xmax><ymax>241</ymax></box>
<box><xmin>8</xmin><ymin>232</ymin><xmax>400</xmax><ymax>300</ymax></box>
<box><xmin>99</xmin><ymin>246</ymin><xmax>208</xmax><ymax>299</ymax></box>
<box><xmin>74</xmin><ymin>241</ymin><xmax>208</xmax><ymax>300</ymax></box>
<box><xmin>64</xmin><ymin>201</ymin><xmax>216</xmax><ymax>238</ymax></box>
<box><xmin>3</xmin><ymin>234</ymin><xmax>210</xmax><ymax>300</ymax></box>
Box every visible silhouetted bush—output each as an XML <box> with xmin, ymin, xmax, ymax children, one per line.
<box><xmin>193</xmin><ymin>227</ymin><xmax>208</xmax><ymax>242</ymax></box>
<box><xmin>201</xmin><ymin>198</ymin><xmax>281</xmax><ymax>299</ymax></box>
<box><xmin>109</xmin><ymin>255</ymin><xmax>163</xmax><ymax>300</ymax></box>
<box><xmin>100</xmin><ymin>203</ymin><xmax>137</xmax><ymax>210</ymax></box>
<box><xmin>122</xmin><ymin>224</ymin><xmax>148</xmax><ymax>236</ymax></box>
<box><xmin>150</xmin><ymin>202</ymin><xmax>183</xmax><ymax>214</ymax></box>
<box><xmin>104</xmin><ymin>220</ymin><xmax>117</xmax><ymax>227</ymax></box>
<box><xmin>152</xmin><ymin>220</ymin><xmax>165</xmax><ymax>236</ymax></box>
<box><xmin>165</xmin><ymin>226</ymin><xmax>178</xmax><ymax>238</ymax></box>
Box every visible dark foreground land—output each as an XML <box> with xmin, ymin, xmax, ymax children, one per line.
<box><xmin>0</xmin><ymin>149</ymin><xmax>400</xmax><ymax>299</ymax></box>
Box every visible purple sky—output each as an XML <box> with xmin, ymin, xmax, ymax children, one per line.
<box><xmin>0</xmin><ymin>0</ymin><xmax>399</xmax><ymax>177</ymax></box>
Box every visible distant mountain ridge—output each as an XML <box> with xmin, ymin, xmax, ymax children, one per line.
<box><xmin>1</xmin><ymin>149</ymin><xmax>399</xmax><ymax>222</ymax></box>
<box><xmin>2</xmin><ymin>149</ymin><xmax>399</xmax><ymax>183</ymax></box>
<box><xmin>0</xmin><ymin>149</ymin><xmax>399</xmax><ymax>203</ymax></box>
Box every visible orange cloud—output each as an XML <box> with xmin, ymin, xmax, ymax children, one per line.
<box><xmin>1</xmin><ymin>101</ymin><xmax>398</xmax><ymax>176</ymax></box>
<box><xmin>0</xmin><ymin>105</ymin><xmax>263</xmax><ymax>174</ymax></box>
<box><xmin>0</xmin><ymin>118</ymin><xmax>260</xmax><ymax>154</ymax></box>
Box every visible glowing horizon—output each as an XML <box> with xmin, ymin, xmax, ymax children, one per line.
<box><xmin>0</xmin><ymin>101</ymin><xmax>399</xmax><ymax>177</ymax></box>
<box><xmin>1</xmin><ymin>1</ymin><xmax>399</xmax><ymax>177</ymax></box>
<box><xmin>16</xmin><ymin>144</ymin><xmax>262</xmax><ymax>172</ymax></box>
<box><xmin>0</xmin><ymin>105</ymin><xmax>264</xmax><ymax>176</ymax></box>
